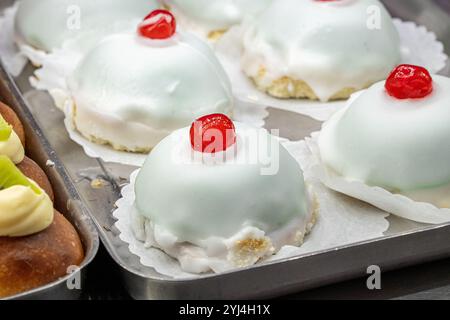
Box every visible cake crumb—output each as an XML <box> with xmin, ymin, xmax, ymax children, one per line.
<box><xmin>46</xmin><ymin>160</ymin><xmax>55</xmax><ymax>167</ymax></box>
<box><xmin>91</xmin><ymin>178</ymin><xmax>107</xmax><ymax>189</ymax></box>
<box><xmin>208</xmin><ymin>29</ymin><xmax>226</xmax><ymax>41</ymax></box>
<box><xmin>230</xmin><ymin>238</ymin><xmax>274</xmax><ymax>267</ymax></box>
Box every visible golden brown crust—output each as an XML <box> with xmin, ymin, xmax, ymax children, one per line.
<box><xmin>17</xmin><ymin>156</ymin><xmax>54</xmax><ymax>202</ymax></box>
<box><xmin>0</xmin><ymin>211</ymin><xmax>84</xmax><ymax>298</ymax></box>
<box><xmin>250</xmin><ymin>67</ymin><xmax>361</xmax><ymax>101</ymax></box>
<box><xmin>0</xmin><ymin>101</ymin><xmax>25</xmax><ymax>147</ymax></box>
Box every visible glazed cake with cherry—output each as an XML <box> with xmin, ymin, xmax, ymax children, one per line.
<box><xmin>131</xmin><ymin>114</ymin><xmax>316</xmax><ymax>273</ymax></box>
<box><xmin>68</xmin><ymin>10</ymin><xmax>233</xmax><ymax>153</ymax></box>
<box><xmin>319</xmin><ymin>65</ymin><xmax>450</xmax><ymax>208</ymax></box>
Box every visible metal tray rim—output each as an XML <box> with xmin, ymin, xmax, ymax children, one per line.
<box><xmin>105</xmin><ymin>216</ymin><xmax>450</xmax><ymax>283</ymax></box>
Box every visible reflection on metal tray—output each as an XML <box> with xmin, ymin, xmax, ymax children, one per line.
<box><xmin>3</xmin><ymin>0</ymin><xmax>450</xmax><ymax>299</ymax></box>
<box><xmin>0</xmin><ymin>62</ymin><xmax>99</xmax><ymax>300</ymax></box>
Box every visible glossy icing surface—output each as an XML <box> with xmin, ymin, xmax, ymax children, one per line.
<box><xmin>135</xmin><ymin>123</ymin><xmax>313</xmax><ymax>242</ymax></box>
<box><xmin>0</xmin><ymin>183</ymin><xmax>53</xmax><ymax>237</ymax></box>
<box><xmin>241</xmin><ymin>0</ymin><xmax>401</xmax><ymax>101</ymax></box>
<box><xmin>0</xmin><ymin>129</ymin><xmax>24</xmax><ymax>164</ymax></box>
<box><xmin>15</xmin><ymin>0</ymin><xmax>159</xmax><ymax>51</ymax></box>
<box><xmin>68</xmin><ymin>32</ymin><xmax>233</xmax><ymax>151</ymax></box>
<box><xmin>319</xmin><ymin>76</ymin><xmax>450</xmax><ymax>192</ymax></box>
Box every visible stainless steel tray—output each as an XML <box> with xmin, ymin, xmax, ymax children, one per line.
<box><xmin>0</xmin><ymin>62</ymin><xmax>99</xmax><ymax>300</ymax></box>
<box><xmin>3</xmin><ymin>0</ymin><xmax>450</xmax><ymax>300</ymax></box>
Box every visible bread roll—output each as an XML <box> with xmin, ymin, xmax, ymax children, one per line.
<box><xmin>0</xmin><ymin>211</ymin><xmax>84</xmax><ymax>298</ymax></box>
<box><xmin>17</xmin><ymin>156</ymin><xmax>54</xmax><ymax>202</ymax></box>
<box><xmin>0</xmin><ymin>102</ymin><xmax>25</xmax><ymax>146</ymax></box>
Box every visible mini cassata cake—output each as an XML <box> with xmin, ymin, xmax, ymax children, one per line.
<box><xmin>68</xmin><ymin>10</ymin><xmax>233</xmax><ymax>153</ymax></box>
<box><xmin>15</xmin><ymin>0</ymin><xmax>159</xmax><ymax>52</ymax></box>
<box><xmin>163</xmin><ymin>0</ymin><xmax>272</xmax><ymax>39</ymax></box>
<box><xmin>319</xmin><ymin>64</ymin><xmax>450</xmax><ymax>208</ymax></box>
<box><xmin>0</xmin><ymin>156</ymin><xmax>84</xmax><ymax>298</ymax></box>
<box><xmin>241</xmin><ymin>0</ymin><xmax>401</xmax><ymax>101</ymax></box>
<box><xmin>131</xmin><ymin>114</ymin><xmax>316</xmax><ymax>273</ymax></box>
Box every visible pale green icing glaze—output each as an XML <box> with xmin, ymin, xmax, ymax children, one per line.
<box><xmin>68</xmin><ymin>32</ymin><xmax>233</xmax><ymax>151</ymax></box>
<box><xmin>319</xmin><ymin>76</ymin><xmax>450</xmax><ymax>192</ymax></box>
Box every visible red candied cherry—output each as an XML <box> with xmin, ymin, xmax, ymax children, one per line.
<box><xmin>385</xmin><ymin>64</ymin><xmax>433</xmax><ymax>99</ymax></box>
<box><xmin>138</xmin><ymin>10</ymin><xmax>176</xmax><ymax>40</ymax></box>
<box><xmin>190</xmin><ymin>114</ymin><xmax>236</xmax><ymax>154</ymax></box>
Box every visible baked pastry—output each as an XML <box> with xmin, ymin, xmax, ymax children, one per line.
<box><xmin>0</xmin><ymin>156</ymin><xmax>83</xmax><ymax>298</ymax></box>
<box><xmin>132</xmin><ymin>114</ymin><xmax>316</xmax><ymax>273</ymax></box>
<box><xmin>0</xmin><ymin>103</ymin><xmax>25</xmax><ymax>164</ymax></box>
<box><xmin>163</xmin><ymin>0</ymin><xmax>272</xmax><ymax>39</ymax></box>
<box><xmin>0</xmin><ymin>102</ymin><xmax>25</xmax><ymax>145</ymax></box>
<box><xmin>15</xmin><ymin>0</ymin><xmax>159</xmax><ymax>52</ymax></box>
<box><xmin>17</xmin><ymin>157</ymin><xmax>54</xmax><ymax>203</ymax></box>
<box><xmin>318</xmin><ymin>65</ymin><xmax>450</xmax><ymax>208</ymax></box>
<box><xmin>0</xmin><ymin>103</ymin><xmax>53</xmax><ymax>200</ymax></box>
<box><xmin>68</xmin><ymin>10</ymin><xmax>233</xmax><ymax>153</ymax></box>
<box><xmin>241</xmin><ymin>0</ymin><xmax>401</xmax><ymax>101</ymax></box>
<box><xmin>0</xmin><ymin>212</ymin><xmax>84</xmax><ymax>298</ymax></box>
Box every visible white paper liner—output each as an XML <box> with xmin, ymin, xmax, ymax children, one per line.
<box><xmin>61</xmin><ymin>97</ymin><xmax>267</xmax><ymax>167</ymax></box>
<box><xmin>394</xmin><ymin>19</ymin><xmax>448</xmax><ymax>73</ymax></box>
<box><xmin>304</xmin><ymin>132</ymin><xmax>450</xmax><ymax>225</ymax></box>
<box><xmin>113</xmin><ymin>142</ymin><xmax>389</xmax><ymax>279</ymax></box>
<box><xmin>214</xmin><ymin>19</ymin><xmax>448</xmax><ymax>122</ymax></box>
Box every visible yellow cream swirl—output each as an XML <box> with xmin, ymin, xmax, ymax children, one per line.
<box><xmin>0</xmin><ymin>130</ymin><xmax>25</xmax><ymax>164</ymax></box>
<box><xmin>0</xmin><ymin>182</ymin><xmax>53</xmax><ymax>237</ymax></box>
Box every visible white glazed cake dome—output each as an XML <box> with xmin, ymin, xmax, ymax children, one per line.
<box><xmin>319</xmin><ymin>66</ymin><xmax>450</xmax><ymax>208</ymax></box>
<box><xmin>241</xmin><ymin>0</ymin><xmax>401</xmax><ymax>101</ymax></box>
<box><xmin>15</xmin><ymin>0</ymin><xmax>159</xmax><ymax>51</ymax></box>
<box><xmin>132</xmin><ymin>118</ymin><xmax>316</xmax><ymax>273</ymax></box>
<box><xmin>163</xmin><ymin>0</ymin><xmax>272</xmax><ymax>38</ymax></box>
<box><xmin>67</xmin><ymin>12</ymin><xmax>233</xmax><ymax>153</ymax></box>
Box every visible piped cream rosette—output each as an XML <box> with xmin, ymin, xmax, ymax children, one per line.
<box><xmin>0</xmin><ymin>156</ymin><xmax>53</xmax><ymax>237</ymax></box>
<box><xmin>0</xmin><ymin>115</ymin><xmax>24</xmax><ymax>164</ymax></box>
<box><xmin>113</xmin><ymin>116</ymin><xmax>391</xmax><ymax>278</ymax></box>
